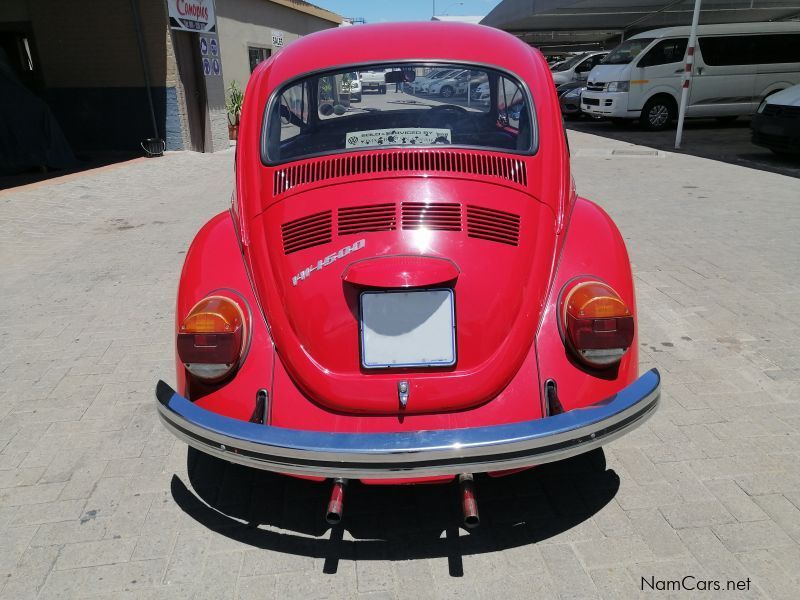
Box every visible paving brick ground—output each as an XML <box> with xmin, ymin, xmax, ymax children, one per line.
<box><xmin>1</xmin><ymin>132</ymin><xmax>798</xmax><ymax>599</ymax></box>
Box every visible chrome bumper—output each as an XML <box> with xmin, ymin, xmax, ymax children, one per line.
<box><xmin>156</xmin><ymin>369</ymin><xmax>660</xmax><ymax>479</ymax></box>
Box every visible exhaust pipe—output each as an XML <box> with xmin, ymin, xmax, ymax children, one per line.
<box><xmin>325</xmin><ymin>478</ymin><xmax>347</xmax><ymax>525</ymax></box>
<box><xmin>459</xmin><ymin>473</ymin><xmax>480</xmax><ymax>529</ymax></box>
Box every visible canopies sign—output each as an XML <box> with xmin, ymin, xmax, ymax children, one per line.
<box><xmin>168</xmin><ymin>0</ymin><xmax>216</xmax><ymax>33</ymax></box>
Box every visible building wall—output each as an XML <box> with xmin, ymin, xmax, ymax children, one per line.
<box><xmin>0</xmin><ymin>0</ymin><xmax>29</xmax><ymax>22</ymax></box>
<box><xmin>216</xmin><ymin>0</ymin><xmax>340</xmax><ymax>94</ymax></box>
<box><xmin>18</xmin><ymin>0</ymin><xmax>185</xmax><ymax>152</ymax></box>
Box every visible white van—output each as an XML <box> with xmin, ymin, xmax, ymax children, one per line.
<box><xmin>581</xmin><ymin>22</ymin><xmax>800</xmax><ymax>130</ymax></box>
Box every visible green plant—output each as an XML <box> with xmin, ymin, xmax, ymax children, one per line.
<box><xmin>226</xmin><ymin>81</ymin><xmax>244</xmax><ymax>125</ymax></box>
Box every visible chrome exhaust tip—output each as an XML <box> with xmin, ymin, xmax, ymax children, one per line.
<box><xmin>459</xmin><ymin>473</ymin><xmax>480</xmax><ymax>529</ymax></box>
<box><xmin>325</xmin><ymin>478</ymin><xmax>347</xmax><ymax>525</ymax></box>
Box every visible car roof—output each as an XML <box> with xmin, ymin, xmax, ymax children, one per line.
<box><xmin>261</xmin><ymin>22</ymin><xmax>539</xmax><ymax>84</ymax></box>
<box><xmin>630</xmin><ymin>21</ymin><xmax>800</xmax><ymax>40</ymax></box>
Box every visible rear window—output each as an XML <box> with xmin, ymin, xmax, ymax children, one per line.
<box><xmin>262</xmin><ymin>63</ymin><xmax>535</xmax><ymax>164</ymax></box>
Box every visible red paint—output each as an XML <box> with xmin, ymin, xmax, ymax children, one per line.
<box><xmin>342</xmin><ymin>255</ymin><xmax>460</xmax><ymax>288</ymax></box>
<box><xmin>176</xmin><ymin>0</ymin><xmax>209</xmax><ymax>21</ymax></box>
<box><xmin>172</xmin><ymin>22</ymin><xmax>638</xmax><ymax>485</ymax></box>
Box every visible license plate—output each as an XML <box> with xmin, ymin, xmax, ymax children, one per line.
<box><xmin>360</xmin><ymin>289</ymin><xmax>456</xmax><ymax>368</ymax></box>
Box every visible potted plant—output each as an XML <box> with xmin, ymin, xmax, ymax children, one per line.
<box><xmin>226</xmin><ymin>81</ymin><xmax>244</xmax><ymax>140</ymax></box>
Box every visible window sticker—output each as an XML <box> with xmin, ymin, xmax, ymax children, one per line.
<box><xmin>345</xmin><ymin>128</ymin><xmax>452</xmax><ymax>149</ymax></box>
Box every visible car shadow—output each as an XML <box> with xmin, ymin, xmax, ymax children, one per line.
<box><xmin>566</xmin><ymin>117</ymin><xmax>800</xmax><ymax>179</ymax></box>
<box><xmin>170</xmin><ymin>447</ymin><xmax>619</xmax><ymax>575</ymax></box>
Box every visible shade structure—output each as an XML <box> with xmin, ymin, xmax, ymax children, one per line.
<box><xmin>481</xmin><ymin>0</ymin><xmax>800</xmax><ymax>47</ymax></box>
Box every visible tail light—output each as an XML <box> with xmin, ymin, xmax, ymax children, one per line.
<box><xmin>561</xmin><ymin>281</ymin><xmax>634</xmax><ymax>368</ymax></box>
<box><xmin>177</xmin><ymin>296</ymin><xmax>247</xmax><ymax>381</ymax></box>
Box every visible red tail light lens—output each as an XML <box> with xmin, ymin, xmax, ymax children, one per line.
<box><xmin>177</xmin><ymin>296</ymin><xmax>246</xmax><ymax>381</ymax></box>
<box><xmin>561</xmin><ymin>281</ymin><xmax>634</xmax><ymax>368</ymax></box>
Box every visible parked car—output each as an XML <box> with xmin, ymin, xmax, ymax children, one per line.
<box><xmin>472</xmin><ymin>80</ymin><xmax>490</xmax><ymax>103</ymax></box>
<box><xmin>156</xmin><ymin>21</ymin><xmax>660</xmax><ymax>528</ymax></box>
<box><xmin>556</xmin><ymin>81</ymin><xmax>586</xmax><ymax>119</ymax></box>
<box><xmin>428</xmin><ymin>70</ymin><xmax>470</xmax><ymax>97</ymax></box>
<box><xmin>751</xmin><ymin>84</ymin><xmax>800</xmax><ymax>155</ymax></box>
<box><xmin>550</xmin><ymin>51</ymin><xmax>608</xmax><ymax>86</ymax></box>
<box><xmin>348</xmin><ymin>72</ymin><xmax>362</xmax><ymax>102</ymax></box>
<box><xmin>413</xmin><ymin>68</ymin><xmax>457</xmax><ymax>92</ymax></box>
<box><xmin>360</xmin><ymin>69</ymin><xmax>387</xmax><ymax>94</ymax></box>
<box><xmin>581</xmin><ymin>22</ymin><xmax>800</xmax><ymax>130</ymax></box>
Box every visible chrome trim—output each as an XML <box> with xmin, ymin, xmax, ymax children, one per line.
<box><xmin>155</xmin><ymin>369</ymin><xmax>660</xmax><ymax>479</ymax></box>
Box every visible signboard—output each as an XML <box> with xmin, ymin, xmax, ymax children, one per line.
<box><xmin>168</xmin><ymin>0</ymin><xmax>216</xmax><ymax>33</ymax></box>
<box><xmin>271</xmin><ymin>29</ymin><xmax>284</xmax><ymax>48</ymax></box>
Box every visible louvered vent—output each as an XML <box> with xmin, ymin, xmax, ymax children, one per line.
<box><xmin>338</xmin><ymin>203</ymin><xmax>397</xmax><ymax>236</ymax></box>
<box><xmin>467</xmin><ymin>205</ymin><xmax>520</xmax><ymax>246</ymax></box>
<box><xmin>281</xmin><ymin>210</ymin><xmax>332</xmax><ymax>254</ymax></box>
<box><xmin>401</xmin><ymin>202</ymin><xmax>462</xmax><ymax>231</ymax></box>
<box><xmin>273</xmin><ymin>150</ymin><xmax>528</xmax><ymax>196</ymax></box>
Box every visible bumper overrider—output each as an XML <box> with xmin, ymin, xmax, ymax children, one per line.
<box><xmin>155</xmin><ymin>369</ymin><xmax>660</xmax><ymax>479</ymax></box>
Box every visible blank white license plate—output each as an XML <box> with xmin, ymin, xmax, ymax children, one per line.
<box><xmin>360</xmin><ymin>289</ymin><xmax>456</xmax><ymax>368</ymax></box>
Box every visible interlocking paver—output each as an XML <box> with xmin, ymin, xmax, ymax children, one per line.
<box><xmin>2</xmin><ymin>132</ymin><xmax>799</xmax><ymax>597</ymax></box>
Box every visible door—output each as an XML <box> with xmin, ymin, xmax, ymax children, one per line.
<box><xmin>690</xmin><ymin>35</ymin><xmax>757</xmax><ymax>117</ymax></box>
<box><xmin>631</xmin><ymin>38</ymin><xmax>687</xmax><ymax>112</ymax></box>
<box><xmin>172</xmin><ymin>30</ymin><xmax>208</xmax><ymax>152</ymax></box>
<box><xmin>574</xmin><ymin>53</ymin><xmax>605</xmax><ymax>82</ymax></box>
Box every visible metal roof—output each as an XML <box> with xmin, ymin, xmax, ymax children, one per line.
<box><xmin>481</xmin><ymin>1</ymin><xmax>800</xmax><ymax>47</ymax></box>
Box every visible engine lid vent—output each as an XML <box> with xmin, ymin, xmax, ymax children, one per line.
<box><xmin>273</xmin><ymin>150</ymin><xmax>528</xmax><ymax>196</ymax></box>
<box><xmin>282</xmin><ymin>210</ymin><xmax>332</xmax><ymax>255</ymax></box>
<box><xmin>338</xmin><ymin>203</ymin><xmax>397</xmax><ymax>236</ymax></box>
<box><xmin>401</xmin><ymin>202</ymin><xmax>461</xmax><ymax>231</ymax></box>
<box><xmin>466</xmin><ymin>205</ymin><xmax>520</xmax><ymax>246</ymax></box>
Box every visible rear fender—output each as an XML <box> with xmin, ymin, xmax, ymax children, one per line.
<box><xmin>176</xmin><ymin>211</ymin><xmax>275</xmax><ymax>421</ymax></box>
<box><xmin>535</xmin><ymin>198</ymin><xmax>638</xmax><ymax>413</ymax></box>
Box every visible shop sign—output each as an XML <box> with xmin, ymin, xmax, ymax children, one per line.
<box><xmin>168</xmin><ymin>0</ymin><xmax>216</xmax><ymax>33</ymax></box>
<box><xmin>272</xmin><ymin>29</ymin><xmax>284</xmax><ymax>47</ymax></box>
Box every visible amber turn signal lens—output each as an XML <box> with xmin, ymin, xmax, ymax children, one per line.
<box><xmin>177</xmin><ymin>296</ymin><xmax>245</xmax><ymax>381</ymax></box>
<box><xmin>562</xmin><ymin>281</ymin><xmax>634</xmax><ymax>368</ymax></box>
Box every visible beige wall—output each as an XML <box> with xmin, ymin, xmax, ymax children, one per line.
<box><xmin>216</xmin><ymin>0</ymin><xmax>339</xmax><ymax>94</ymax></box>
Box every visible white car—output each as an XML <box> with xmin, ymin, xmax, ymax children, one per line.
<box><xmin>360</xmin><ymin>69</ymin><xmax>387</xmax><ymax>94</ymax></box>
<box><xmin>429</xmin><ymin>70</ymin><xmax>471</xmax><ymax>98</ymax></box>
<box><xmin>550</xmin><ymin>51</ymin><xmax>608</xmax><ymax>86</ymax></box>
<box><xmin>416</xmin><ymin>69</ymin><xmax>463</xmax><ymax>93</ymax></box>
<box><xmin>347</xmin><ymin>73</ymin><xmax>362</xmax><ymax>102</ymax></box>
<box><xmin>472</xmin><ymin>81</ymin><xmax>490</xmax><ymax>103</ymax></box>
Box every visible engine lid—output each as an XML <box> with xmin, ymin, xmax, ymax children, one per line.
<box><xmin>246</xmin><ymin>176</ymin><xmax>557</xmax><ymax>414</ymax></box>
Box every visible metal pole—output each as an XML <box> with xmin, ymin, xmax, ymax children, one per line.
<box><xmin>675</xmin><ymin>0</ymin><xmax>702</xmax><ymax>149</ymax></box>
<box><xmin>129</xmin><ymin>0</ymin><xmax>160</xmax><ymax>140</ymax></box>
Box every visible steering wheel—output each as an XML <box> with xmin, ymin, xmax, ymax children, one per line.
<box><xmin>428</xmin><ymin>104</ymin><xmax>468</xmax><ymax>115</ymax></box>
<box><xmin>426</xmin><ymin>104</ymin><xmax>478</xmax><ymax>135</ymax></box>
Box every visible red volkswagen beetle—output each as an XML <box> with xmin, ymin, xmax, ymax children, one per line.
<box><xmin>156</xmin><ymin>22</ymin><xmax>660</xmax><ymax>528</ymax></box>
